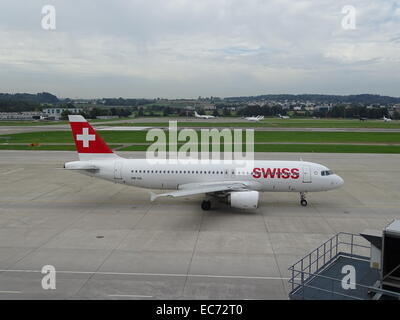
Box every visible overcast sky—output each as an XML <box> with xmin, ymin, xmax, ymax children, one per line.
<box><xmin>0</xmin><ymin>0</ymin><xmax>399</xmax><ymax>98</ymax></box>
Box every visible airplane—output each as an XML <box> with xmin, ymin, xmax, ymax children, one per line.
<box><xmin>383</xmin><ymin>116</ymin><xmax>392</xmax><ymax>122</ymax></box>
<box><xmin>194</xmin><ymin>111</ymin><xmax>215</xmax><ymax>119</ymax></box>
<box><xmin>244</xmin><ymin>115</ymin><xmax>264</xmax><ymax>122</ymax></box>
<box><xmin>359</xmin><ymin>117</ymin><xmax>367</xmax><ymax>121</ymax></box>
<box><xmin>277</xmin><ymin>114</ymin><xmax>290</xmax><ymax>119</ymax></box>
<box><xmin>64</xmin><ymin>115</ymin><xmax>344</xmax><ymax>211</ymax></box>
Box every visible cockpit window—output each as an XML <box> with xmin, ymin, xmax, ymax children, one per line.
<box><xmin>321</xmin><ymin>170</ymin><xmax>334</xmax><ymax>176</ymax></box>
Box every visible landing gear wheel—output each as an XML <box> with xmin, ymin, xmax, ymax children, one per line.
<box><xmin>300</xmin><ymin>192</ymin><xmax>308</xmax><ymax>206</ymax></box>
<box><xmin>201</xmin><ymin>200</ymin><xmax>211</xmax><ymax>211</ymax></box>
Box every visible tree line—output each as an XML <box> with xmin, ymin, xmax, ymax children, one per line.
<box><xmin>225</xmin><ymin>94</ymin><xmax>400</xmax><ymax>105</ymax></box>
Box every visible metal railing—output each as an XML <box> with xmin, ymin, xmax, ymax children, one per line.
<box><xmin>288</xmin><ymin>232</ymin><xmax>400</xmax><ymax>300</ymax></box>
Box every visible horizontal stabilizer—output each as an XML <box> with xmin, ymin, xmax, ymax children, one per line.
<box><xmin>64</xmin><ymin>161</ymin><xmax>99</xmax><ymax>170</ymax></box>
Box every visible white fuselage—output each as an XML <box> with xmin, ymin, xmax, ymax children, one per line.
<box><xmin>65</xmin><ymin>159</ymin><xmax>344</xmax><ymax>193</ymax></box>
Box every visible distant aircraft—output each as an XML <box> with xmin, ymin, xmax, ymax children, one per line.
<box><xmin>278</xmin><ymin>114</ymin><xmax>290</xmax><ymax>119</ymax></box>
<box><xmin>244</xmin><ymin>115</ymin><xmax>264</xmax><ymax>122</ymax></box>
<box><xmin>194</xmin><ymin>111</ymin><xmax>215</xmax><ymax>119</ymax></box>
<box><xmin>359</xmin><ymin>117</ymin><xmax>367</xmax><ymax>121</ymax></box>
<box><xmin>64</xmin><ymin>115</ymin><xmax>344</xmax><ymax>210</ymax></box>
<box><xmin>383</xmin><ymin>116</ymin><xmax>392</xmax><ymax>122</ymax></box>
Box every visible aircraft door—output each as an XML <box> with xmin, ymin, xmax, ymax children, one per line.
<box><xmin>302</xmin><ymin>165</ymin><xmax>311</xmax><ymax>183</ymax></box>
<box><xmin>114</xmin><ymin>161</ymin><xmax>123</xmax><ymax>179</ymax></box>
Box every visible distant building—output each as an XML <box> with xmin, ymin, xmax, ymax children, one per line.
<box><xmin>202</xmin><ymin>104</ymin><xmax>216</xmax><ymax>111</ymax></box>
<box><xmin>389</xmin><ymin>104</ymin><xmax>400</xmax><ymax>117</ymax></box>
<box><xmin>0</xmin><ymin>112</ymin><xmax>45</xmax><ymax>120</ymax></box>
<box><xmin>314</xmin><ymin>105</ymin><xmax>332</xmax><ymax>113</ymax></box>
<box><xmin>42</xmin><ymin>108</ymin><xmax>84</xmax><ymax>120</ymax></box>
<box><xmin>96</xmin><ymin>116</ymin><xmax>119</xmax><ymax>120</ymax></box>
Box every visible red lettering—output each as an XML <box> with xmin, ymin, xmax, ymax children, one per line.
<box><xmin>282</xmin><ymin>168</ymin><xmax>290</xmax><ymax>179</ymax></box>
<box><xmin>254</xmin><ymin>167</ymin><xmax>300</xmax><ymax>179</ymax></box>
<box><xmin>252</xmin><ymin>168</ymin><xmax>261</xmax><ymax>179</ymax></box>
<box><xmin>262</xmin><ymin>168</ymin><xmax>277</xmax><ymax>178</ymax></box>
<box><xmin>291</xmin><ymin>168</ymin><xmax>300</xmax><ymax>179</ymax></box>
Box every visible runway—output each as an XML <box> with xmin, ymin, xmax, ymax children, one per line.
<box><xmin>0</xmin><ymin>150</ymin><xmax>399</xmax><ymax>299</ymax></box>
<box><xmin>1</xmin><ymin>119</ymin><xmax>400</xmax><ymax>135</ymax></box>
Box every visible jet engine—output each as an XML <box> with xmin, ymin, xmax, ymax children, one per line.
<box><xmin>229</xmin><ymin>191</ymin><xmax>259</xmax><ymax>209</ymax></box>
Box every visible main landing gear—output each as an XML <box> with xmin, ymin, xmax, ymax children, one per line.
<box><xmin>300</xmin><ymin>192</ymin><xmax>308</xmax><ymax>207</ymax></box>
<box><xmin>201</xmin><ymin>200</ymin><xmax>211</xmax><ymax>211</ymax></box>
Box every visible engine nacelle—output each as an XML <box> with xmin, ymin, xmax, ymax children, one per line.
<box><xmin>229</xmin><ymin>191</ymin><xmax>259</xmax><ymax>209</ymax></box>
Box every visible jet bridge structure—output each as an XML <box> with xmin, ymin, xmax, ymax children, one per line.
<box><xmin>288</xmin><ymin>220</ymin><xmax>400</xmax><ymax>300</ymax></box>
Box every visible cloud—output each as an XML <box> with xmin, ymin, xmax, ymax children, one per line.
<box><xmin>0</xmin><ymin>0</ymin><xmax>399</xmax><ymax>97</ymax></box>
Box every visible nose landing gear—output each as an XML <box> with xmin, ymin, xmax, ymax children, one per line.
<box><xmin>201</xmin><ymin>200</ymin><xmax>211</xmax><ymax>211</ymax></box>
<box><xmin>300</xmin><ymin>192</ymin><xmax>308</xmax><ymax>206</ymax></box>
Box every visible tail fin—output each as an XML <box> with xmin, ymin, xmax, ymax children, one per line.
<box><xmin>68</xmin><ymin>115</ymin><xmax>120</xmax><ymax>160</ymax></box>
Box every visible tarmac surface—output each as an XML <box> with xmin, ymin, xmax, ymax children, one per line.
<box><xmin>0</xmin><ymin>150</ymin><xmax>399</xmax><ymax>299</ymax></box>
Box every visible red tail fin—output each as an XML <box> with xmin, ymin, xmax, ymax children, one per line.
<box><xmin>68</xmin><ymin>115</ymin><xmax>118</xmax><ymax>160</ymax></box>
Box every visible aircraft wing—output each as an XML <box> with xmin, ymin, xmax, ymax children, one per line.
<box><xmin>150</xmin><ymin>182</ymin><xmax>249</xmax><ymax>201</ymax></box>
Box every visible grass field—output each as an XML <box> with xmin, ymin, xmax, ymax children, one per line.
<box><xmin>118</xmin><ymin>144</ymin><xmax>400</xmax><ymax>154</ymax></box>
<box><xmin>1</xmin><ymin>130</ymin><xmax>399</xmax><ymax>144</ymax></box>
<box><xmin>1</xmin><ymin>128</ymin><xmax>399</xmax><ymax>153</ymax></box>
<box><xmin>0</xmin><ymin>144</ymin><xmax>121</xmax><ymax>151</ymax></box>
<box><xmin>0</xmin><ymin>121</ymin><xmax>68</xmax><ymax>126</ymax></box>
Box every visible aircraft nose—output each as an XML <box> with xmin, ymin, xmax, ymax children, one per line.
<box><xmin>329</xmin><ymin>174</ymin><xmax>344</xmax><ymax>189</ymax></box>
<box><xmin>336</xmin><ymin>175</ymin><xmax>344</xmax><ymax>187</ymax></box>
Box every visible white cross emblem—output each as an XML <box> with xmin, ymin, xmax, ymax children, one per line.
<box><xmin>76</xmin><ymin>127</ymin><xmax>96</xmax><ymax>148</ymax></box>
